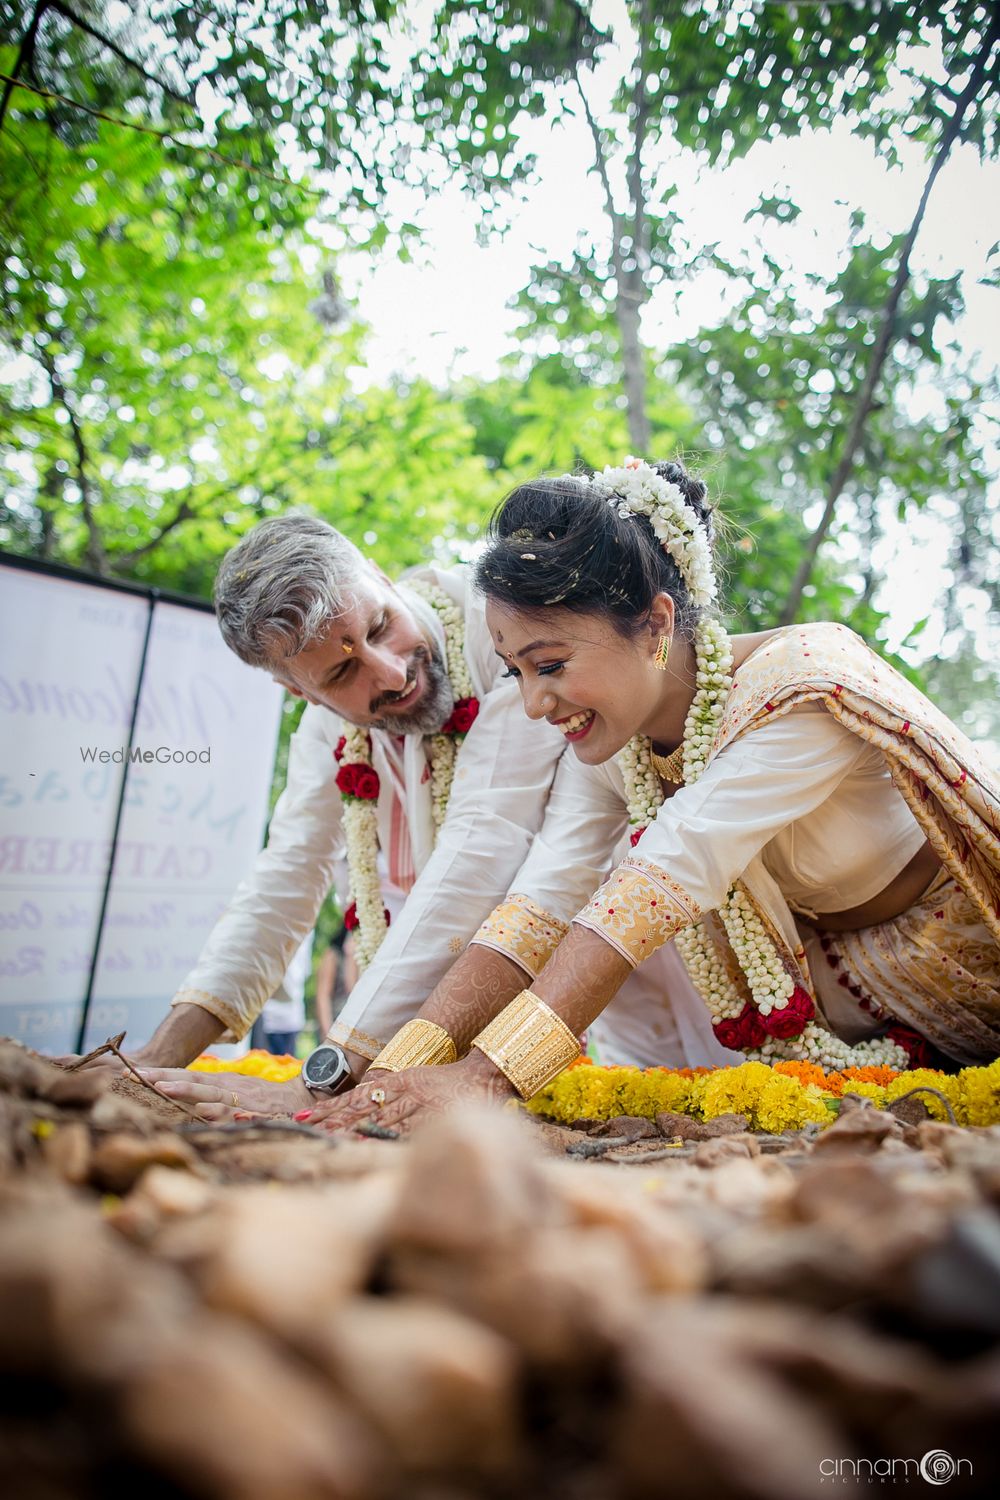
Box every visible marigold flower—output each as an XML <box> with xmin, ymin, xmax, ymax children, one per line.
<box><xmin>189</xmin><ymin>1049</ymin><xmax>303</xmax><ymax>1084</ymax></box>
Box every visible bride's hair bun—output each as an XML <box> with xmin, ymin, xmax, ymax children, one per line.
<box><xmin>475</xmin><ymin>457</ymin><xmax>716</xmax><ymax>639</ymax></box>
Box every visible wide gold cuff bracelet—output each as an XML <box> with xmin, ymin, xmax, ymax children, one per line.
<box><xmin>471</xmin><ymin>989</ymin><xmax>581</xmax><ymax>1100</ymax></box>
<box><xmin>369</xmin><ymin>1018</ymin><xmax>457</xmax><ymax>1072</ymax></box>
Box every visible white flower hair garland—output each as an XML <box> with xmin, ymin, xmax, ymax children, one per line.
<box><xmin>601</xmin><ymin>457</ymin><xmax>908</xmax><ymax>1072</ymax></box>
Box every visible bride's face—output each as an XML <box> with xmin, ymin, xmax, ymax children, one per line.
<box><xmin>486</xmin><ymin>599</ymin><xmax>665</xmax><ymax>764</ymax></box>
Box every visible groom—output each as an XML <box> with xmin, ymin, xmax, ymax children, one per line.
<box><xmin>123</xmin><ymin>512</ymin><xmax>565</xmax><ymax>1094</ymax></box>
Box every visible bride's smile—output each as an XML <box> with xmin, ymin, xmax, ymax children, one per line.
<box><xmin>486</xmin><ymin>596</ymin><xmax>696</xmax><ymax>766</ymax></box>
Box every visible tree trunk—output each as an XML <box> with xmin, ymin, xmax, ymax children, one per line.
<box><xmin>778</xmin><ymin>14</ymin><xmax>1000</xmax><ymax>626</ymax></box>
<box><xmin>617</xmin><ymin>283</ymin><xmax>650</xmax><ymax>454</ymax></box>
<box><xmin>576</xmin><ymin>16</ymin><xmax>652</xmax><ymax>458</ymax></box>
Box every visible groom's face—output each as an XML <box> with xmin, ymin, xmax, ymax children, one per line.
<box><xmin>275</xmin><ymin>569</ymin><xmax>452</xmax><ymax>733</ymax></box>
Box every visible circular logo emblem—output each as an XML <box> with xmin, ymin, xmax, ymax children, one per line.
<box><xmin>920</xmin><ymin>1451</ymin><xmax>958</xmax><ymax>1485</ymax></box>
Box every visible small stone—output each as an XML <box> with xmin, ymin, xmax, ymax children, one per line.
<box><xmin>387</xmin><ymin>1107</ymin><xmax>562</xmax><ymax>1257</ymax></box>
<box><xmin>40</xmin><ymin>1121</ymin><xmax>91</xmax><ymax>1184</ymax></box>
<box><xmin>655</xmin><ymin>1111</ymin><xmax>749</xmax><ymax>1141</ymax></box>
<box><xmin>596</xmin><ymin>1115</ymin><xmax>660</xmax><ymax>1142</ymax></box>
<box><xmin>122</xmin><ymin>1319</ymin><xmax>380</xmax><ymax>1500</ymax></box>
<box><xmin>812</xmin><ymin>1107</ymin><xmax>905</xmax><ymax>1155</ymax></box>
<box><xmin>693</xmin><ymin>1136</ymin><xmax>760</xmax><ymax>1168</ymax></box>
<box><xmin>316</xmin><ymin>1296</ymin><xmax>518</xmax><ymax>1473</ymax></box>
<box><xmin>186</xmin><ymin>1178</ymin><xmax>394</xmax><ymax>1339</ymax></box>
<box><xmin>89</xmin><ymin>1132</ymin><xmax>200</xmax><ymax>1193</ymax></box>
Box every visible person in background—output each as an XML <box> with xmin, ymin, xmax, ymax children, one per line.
<box><xmin>313</xmin><ymin>923</ymin><xmax>357</xmax><ymax>1044</ymax></box>
<box><xmin>256</xmin><ymin>930</ymin><xmax>314</xmax><ymax>1056</ymax></box>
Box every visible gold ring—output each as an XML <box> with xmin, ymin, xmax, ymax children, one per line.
<box><xmin>231</xmin><ymin>1091</ymin><xmax>240</xmax><ymax>1108</ymax></box>
<box><xmin>369</xmin><ymin>1087</ymin><xmax>386</xmax><ymax>1106</ymax></box>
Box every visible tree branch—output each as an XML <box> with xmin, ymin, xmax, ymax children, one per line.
<box><xmin>36</xmin><ymin>340</ymin><xmax>107</xmax><ymax>574</ymax></box>
<box><xmin>778</xmin><ymin>11</ymin><xmax>1000</xmax><ymax>626</ymax></box>
<box><xmin>574</xmin><ymin>68</ymin><xmax>622</xmax><ymax>265</ymax></box>
<box><xmin>0</xmin><ymin>0</ymin><xmax>49</xmax><ymax>135</ymax></box>
<box><xmin>48</xmin><ymin>0</ymin><xmax>195</xmax><ymax>108</ymax></box>
<box><xmin>113</xmin><ymin>499</ymin><xmax>196</xmax><ymax>566</ymax></box>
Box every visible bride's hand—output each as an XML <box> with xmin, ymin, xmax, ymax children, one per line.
<box><xmin>137</xmin><ymin>1066</ymin><xmax>311</xmax><ymax>1120</ymax></box>
<box><xmin>302</xmin><ymin>1054</ymin><xmax>516</xmax><ymax>1135</ymax></box>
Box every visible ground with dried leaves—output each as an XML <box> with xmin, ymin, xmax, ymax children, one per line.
<box><xmin>1</xmin><ymin>1040</ymin><xmax>999</xmax><ymax>1499</ymax></box>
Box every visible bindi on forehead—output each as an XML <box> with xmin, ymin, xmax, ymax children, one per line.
<box><xmin>340</xmin><ymin>636</ymin><xmax>356</xmax><ymax>657</ymax></box>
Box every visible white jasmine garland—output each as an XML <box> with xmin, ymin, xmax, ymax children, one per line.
<box><xmin>759</xmin><ymin>1024</ymin><xmax>910</xmax><ymax>1073</ymax></box>
<box><xmin>408</xmin><ymin>579</ymin><xmax>476</xmax><ymax>834</ymax></box>
<box><xmin>340</xmin><ymin>726</ymin><xmax>387</xmax><ymax>970</ymax></box>
<box><xmin>719</xmin><ymin>886</ymin><xmax>794</xmax><ymax>1016</ymax></box>
<box><xmin>339</xmin><ymin>582</ymin><xmax>476</xmax><ymax>968</ymax></box>
<box><xmin>606</xmin><ymin>457</ymin><xmax>914</xmax><ymax>1070</ymax></box>
<box><xmin>409</xmin><ymin>580</ymin><xmax>474</xmax><ymax>701</ymax></box>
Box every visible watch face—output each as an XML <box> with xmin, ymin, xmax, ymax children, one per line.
<box><xmin>304</xmin><ymin>1045</ymin><xmax>349</xmax><ymax>1088</ymax></box>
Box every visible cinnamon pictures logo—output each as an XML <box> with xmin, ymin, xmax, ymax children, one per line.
<box><xmin>79</xmin><ymin>745</ymin><xmax>211</xmax><ymax>765</ymax></box>
<box><xmin>819</xmin><ymin>1450</ymin><xmax>973</xmax><ymax>1485</ymax></box>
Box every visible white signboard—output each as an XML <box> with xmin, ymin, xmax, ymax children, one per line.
<box><xmin>0</xmin><ymin>563</ymin><xmax>283</xmax><ymax>1053</ymax></box>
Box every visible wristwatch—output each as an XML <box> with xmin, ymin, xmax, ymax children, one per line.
<box><xmin>300</xmin><ymin>1042</ymin><xmax>353</xmax><ymax>1098</ymax></box>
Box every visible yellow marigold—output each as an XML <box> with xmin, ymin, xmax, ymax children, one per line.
<box><xmin>884</xmin><ymin>1067</ymin><xmax>960</xmax><ymax>1123</ymax></box>
<box><xmin>755</xmin><ymin>1074</ymin><xmax>830</xmax><ymax>1134</ymax></box>
<box><xmin>957</xmin><ymin>1058</ymin><xmax>1000</xmax><ymax>1129</ymax></box>
<box><xmin>699</xmin><ymin>1061</ymin><xmax>773</xmax><ymax>1122</ymax></box>
<box><xmin>529</xmin><ymin>1063</ymin><xmax>700</xmax><ymax>1122</ymax></box>
<box><xmin>529</xmin><ymin>1058</ymin><xmax>1000</xmax><ymax>1136</ymax></box>
<box><xmin>189</xmin><ymin>1050</ymin><xmax>302</xmax><ymax>1084</ymax></box>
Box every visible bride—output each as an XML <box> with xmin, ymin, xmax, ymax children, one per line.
<box><xmin>298</xmin><ymin>456</ymin><xmax>999</xmax><ymax>1131</ymax></box>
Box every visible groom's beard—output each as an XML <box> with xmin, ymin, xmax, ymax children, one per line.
<box><xmin>367</xmin><ymin>644</ymin><xmax>455</xmax><ymax>735</ymax></box>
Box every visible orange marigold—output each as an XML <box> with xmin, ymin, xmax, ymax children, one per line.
<box><xmin>841</xmin><ymin>1066</ymin><xmax>901</xmax><ymax>1088</ymax></box>
<box><xmin>773</xmin><ymin>1060</ymin><xmax>835</xmax><ymax>1092</ymax></box>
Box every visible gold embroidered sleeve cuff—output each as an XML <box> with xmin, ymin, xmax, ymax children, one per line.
<box><xmin>369</xmin><ymin>1019</ymin><xmax>457</xmax><ymax>1071</ymax></box>
<box><xmin>469</xmin><ymin>894</ymin><xmax>570</xmax><ymax>978</ymax></box>
<box><xmin>471</xmin><ymin>989</ymin><xmax>581</xmax><ymax>1099</ymax></box>
<box><xmin>325</xmin><ymin>1022</ymin><xmax>382</xmax><ymax>1062</ymax></box>
<box><xmin>572</xmin><ymin>856</ymin><xmax>701</xmax><ymax>967</ymax></box>
<box><xmin>171</xmin><ymin>987</ymin><xmax>247</xmax><ymax>1043</ymax></box>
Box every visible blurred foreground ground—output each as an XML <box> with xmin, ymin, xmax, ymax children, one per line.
<box><xmin>1</xmin><ymin>1040</ymin><xmax>999</xmax><ymax>1499</ymax></box>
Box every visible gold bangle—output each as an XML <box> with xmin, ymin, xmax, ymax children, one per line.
<box><xmin>369</xmin><ymin>1018</ymin><xmax>457</xmax><ymax>1072</ymax></box>
<box><xmin>471</xmin><ymin>989</ymin><xmax>581</xmax><ymax>1100</ymax></box>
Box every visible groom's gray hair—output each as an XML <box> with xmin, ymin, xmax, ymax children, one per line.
<box><xmin>214</xmin><ymin>512</ymin><xmax>369</xmax><ymax>669</ymax></box>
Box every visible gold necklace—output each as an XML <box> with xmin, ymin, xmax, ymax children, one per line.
<box><xmin>649</xmin><ymin>742</ymin><xmax>685</xmax><ymax>784</ymax></box>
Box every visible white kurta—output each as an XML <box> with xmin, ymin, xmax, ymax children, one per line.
<box><xmin>475</xmin><ymin>702</ymin><xmax>927</xmax><ymax>1068</ymax></box>
<box><xmin>171</xmin><ymin>565</ymin><xmax>566</xmax><ymax>1050</ymax></box>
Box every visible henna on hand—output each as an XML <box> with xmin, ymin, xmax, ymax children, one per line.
<box><xmin>532</xmin><ymin>924</ymin><xmax>633</xmax><ymax>1037</ymax></box>
<box><xmin>417</xmin><ymin>947</ymin><xmax>529</xmax><ymax>1052</ymax></box>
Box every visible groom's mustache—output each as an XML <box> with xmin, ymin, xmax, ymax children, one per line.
<box><xmin>369</xmin><ymin>645</ymin><xmax>433</xmax><ymax>715</ymax></box>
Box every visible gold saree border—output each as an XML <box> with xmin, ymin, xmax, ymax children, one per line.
<box><xmin>470</xmin><ymin>893</ymin><xmax>570</xmax><ymax>978</ymax></box>
<box><xmin>573</xmin><ymin>855</ymin><xmax>701</xmax><ymax>967</ymax></box>
<box><xmin>325</xmin><ymin>1021</ymin><xmax>384</xmax><ymax>1061</ymax></box>
<box><xmin>171</xmin><ymin>986</ymin><xmax>246</xmax><ymax>1041</ymax></box>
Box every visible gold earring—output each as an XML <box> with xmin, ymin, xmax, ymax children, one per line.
<box><xmin>653</xmin><ymin>634</ymin><xmax>671</xmax><ymax>670</ymax></box>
